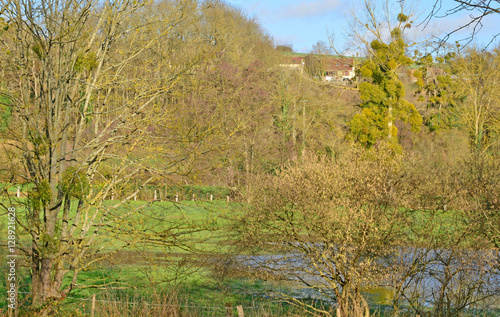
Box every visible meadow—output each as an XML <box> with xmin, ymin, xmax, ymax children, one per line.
<box><xmin>1</xmin><ymin>187</ymin><xmax>499</xmax><ymax>316</ymax></box>
<box><xmin>0</xmin><ymin>197</ymin><xmax>315</xmax><ymax>316</ymax></box>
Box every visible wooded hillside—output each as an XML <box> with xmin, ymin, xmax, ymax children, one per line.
<box><xmin>0</xmin><ymin>0</ymin><xmax>499</xmax><ymax>316</ymax></box>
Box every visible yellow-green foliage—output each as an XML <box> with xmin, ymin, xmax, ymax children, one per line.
<box><xmin>349</xmin><ymin>31</ymin><xmax>422</xmax><ymax>148</ymax></box>
<box><xmin>30</xmin><ymin>179</ymin><xmax>52</xmax><ymax>210</ymax></box>
<box><xmin>359</xmin><ymin>82</ymin><xmax>385</xmax><ymax>103</ymax></box>
<box><xmin>349</xmin><ymin>106</ymin><xmax>390</xmax><ymax>147</ymax></box>
<box><xmin>397</xmin><ymin>100</ymin><xmax>423</xmax><ymax>132</ymax></box>
<box><xmin>31</xmin><ymin>42</ymin><xmax>44</xmax><ymax>59</ymax></box>
<box><xmin>39</xmin><ymin>232</ymin><xmax>61</xmax><ymax>255</ymax></box>
<box><xmin>370</xmin><ymin>39</ymin><xmax>385</xmax><ymax>50</ymax></box>
<box><xmin>30</xmin><ymin>134</ymin><xmax>48</xmax><ymax>156</ymax></box>
<box><xmin>397</xmin><ymin>13</ymin><xmax>408</xmax><ymax>22</ymax></box>
<box><xmin>74</xmin><ymin>51</ymin><xmax>98</xmax><ymax>72</ymax></box>
<box><xmin>60</xmin><ymin>167</ymin><xmax>90</xmax><ymax>199</ymax></box>
<box><xmin>413</xmin><ymin>69</ymin><xmax>422</xmax><ymax>79</ymax></box>
<box><xmin>360</xmin><ymin>62</ymin><xmax>375</xmax><ymax>78</ymax></box>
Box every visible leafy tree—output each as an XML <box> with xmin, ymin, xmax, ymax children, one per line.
<box><xmin>348</xmin><ymin>12</ymin><xmax>422</xmax><ymax>150</ymax></box>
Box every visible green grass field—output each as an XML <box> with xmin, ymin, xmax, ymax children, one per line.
<box><xmin>1</xmin><ymin>197</ymin><xmax>498</xmax><ymax>316</ymax></box>
<box><xmin>0</xmin><ymin>198</ymin><xmax>307</xmax><ymax>316</ymax></box>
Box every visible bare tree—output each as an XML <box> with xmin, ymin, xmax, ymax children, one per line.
<box><xmin>237</xmin><ymin>147</ymin><xmax>411</xmax><ymax>317</ymax></box>
<box><xmin>0</xmin><ymin>0</ymin><xmax>210</xmax><ymax>310</ymax></box>
<box><xmin>426</xmin><ymin>0</ymin><xmax>500</xmax><ymax>47</ymax></box>
<box><xmin>453</xmin><ymin>46</ymin><xmax>500</xmax><ymax>152</ymax></box>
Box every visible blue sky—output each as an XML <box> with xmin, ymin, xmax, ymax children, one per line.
<box><xmin>225</xmin><ymin>0</ymin><xmax>499</xmax><ymax>54</ymax></box>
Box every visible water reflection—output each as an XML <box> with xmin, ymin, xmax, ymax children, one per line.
<box><xmin>237</xmin><ymin>248</ymin><xmax>500</xmax><ymax>313</ymax></box>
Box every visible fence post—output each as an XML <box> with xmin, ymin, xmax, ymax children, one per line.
<box><xmin>225</xmin><ymin>303</ymin><xmax>233</xmax><ymax>317</ymax></box>
<box><xmin>91</xmin><ymin>294</ymin><xmax>96</xmax><ymax>317</ymax></box>
<box><xmin>226</xmin><ymin>196</ymin><xmax>230</xmax><ymax>202</ymax></box>
<box><xmin>154</xmin><ymin>190</ymin><xmax>157</xmax><ymax>201</ymax></box>
<box><xmin>175</xmin><ymin>193</ymin><xmax>179</xmax><ymax>202</ymax></box>
<box><xmin>17</xmin><ymin>186</ymin><xmax>20</xmax><ymax>198</ymax></box>
<box><xmin>192</xmin><ymin>193</ymin><xmax>195</xmax><ymax>201</ymax></box>
<box><xmin>210</xmin><ymin>194</ymin><xmax>213</xmax><ymax>201</ymax></box>
<box><xmin>237</xmin><ymin>305</ymin><xmax>244</xmax><ymax>317</ymax></box>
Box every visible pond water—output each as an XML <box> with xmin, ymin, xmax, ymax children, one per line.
<box><xmin>236</xmin><ymin>249</ymin><xmax>500</xmax><ymax>312</ymax></box>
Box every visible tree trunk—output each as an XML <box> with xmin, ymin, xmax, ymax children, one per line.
<box><xmin>337</xmin><ymin>286</ymin><xmax>370</xmax><ymax>317</ymax></box>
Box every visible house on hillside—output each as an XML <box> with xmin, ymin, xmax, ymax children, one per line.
<box><xmin>279</xmin><ymin>54</ymin><xmax>358</xmax><ymax>82</ymax></box>
<box><xmin>324</xmin><ymin>57</ymin><xmax>356</xmax><ymax>82</ymax></box>
<box><xmin>279</xmin><ymin>56</ymin><xmax>305</xmax><ymax>73</ymax></box>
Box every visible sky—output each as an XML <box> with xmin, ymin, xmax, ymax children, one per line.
<box><xmin>225</xmin><ymin>0</ymin><xmax>499</xmax><ymax>54</ymax></box>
